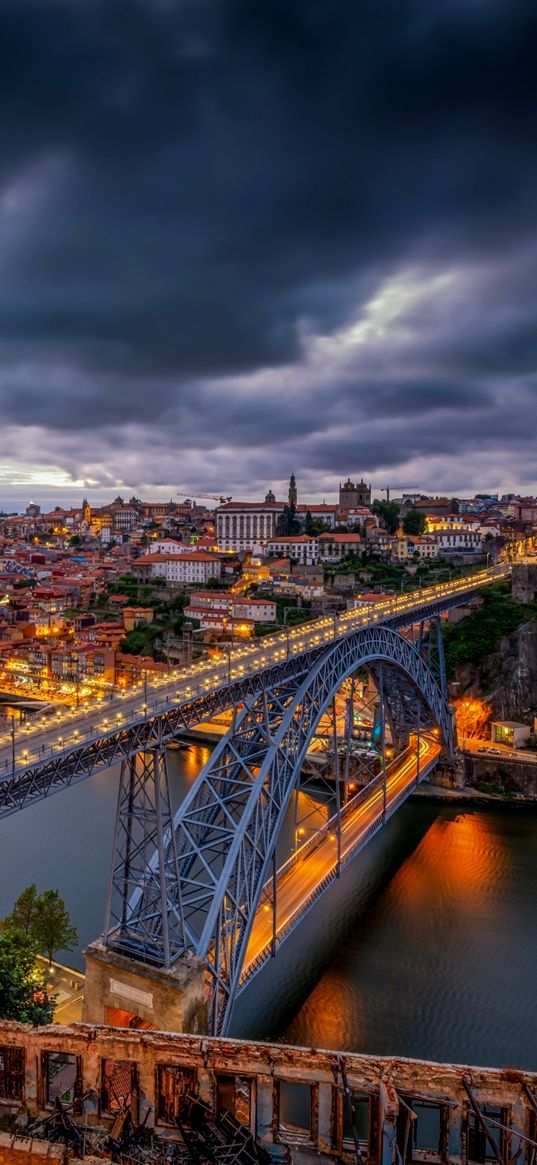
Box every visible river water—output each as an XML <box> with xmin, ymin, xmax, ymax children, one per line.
<box><xmin>1</xmin><ymin>745</ymin><xmax>536</xmax><ymax>1070</ymax></box>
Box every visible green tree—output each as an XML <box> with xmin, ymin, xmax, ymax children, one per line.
<box><xmin>403</xmin><ymin>508</ymin><xmax>426</xmax><ymax>535</ymax></box>
<box><xmin>32</xmin><ymin>890</ymin><xmax>78</xmax><ymax>966</ymax></box>
<box><xmin>0</xmin><ymin>932</ymin><xmax>54</xmax><ymax>1024</ymax></box>
<box><xmin>204</xmin><ymin>575</ymin><xmax>224</xmax><ymax>589</ymax></box>
<box><xmin>277</xmin><ymin>505</ymin><xmax>301</xmax><ymax>535</ymax></box>
<box><xmin>372</xmin><ymin>499</ymin><xmax>400</xmax><ymax>534</ymax></box>
<box><xmin>4</xmin><ymin>884</ymin><xmax>39</xmax><ymax>936</ymax></box>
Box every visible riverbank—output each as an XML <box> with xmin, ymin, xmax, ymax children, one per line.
<box><xmin>412</xmin><ymin>781</ymin><xmax>537</xmax><ymax>806</ymax></box>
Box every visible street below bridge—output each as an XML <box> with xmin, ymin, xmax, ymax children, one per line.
<box><xmin>0</xmin><ymin>566</ymin><xmax>507</xmax><ymax>778</ymax></box>
<box><xmin>241</xmin><ymin>733</ymin><xmax>441</xmax><ymax>984</ymax></box>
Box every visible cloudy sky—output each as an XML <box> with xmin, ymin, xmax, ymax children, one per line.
<box><xmin>1</xmin><ymin>0</ymin><xmax>537</xmax><ymax>509</ymax></box>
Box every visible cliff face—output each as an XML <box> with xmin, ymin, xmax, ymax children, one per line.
<box><xmin>452</xmin><ymin>620</ymin><xmax>537</xmax><ymax>722</ymax></box>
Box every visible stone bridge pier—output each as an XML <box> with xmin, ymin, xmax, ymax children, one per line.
<box><xmin>82</xmin><ymin>941</ymin><xmax>208</xmax><ymax>1033</ymax></box>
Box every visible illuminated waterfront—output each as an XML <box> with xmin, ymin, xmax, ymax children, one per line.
<box><xmin>0</xmin><ymin>745</ymin><xmax>536</xmax><ymax>1069</ymax></box>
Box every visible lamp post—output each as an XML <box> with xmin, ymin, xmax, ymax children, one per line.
<box><xmin>10</xmin><ymin>714</ymin><xmax>15</xmax><ymax>778</ymax></box>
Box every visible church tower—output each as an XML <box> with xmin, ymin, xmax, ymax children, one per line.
<box><xmin>288</xmin><ymin>473</ymin><xmax>297</xmax><ymax>508</ymax></box>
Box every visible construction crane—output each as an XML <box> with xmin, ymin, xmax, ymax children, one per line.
<box><xmin>380</xmin><ymin>486</ymin><xmax>419</xmax><ymax>503</ymax></box>
<box><xmin>178</xmin><ymin>491</ymin><xmax>232</xmax><ymax>504</ymax></box>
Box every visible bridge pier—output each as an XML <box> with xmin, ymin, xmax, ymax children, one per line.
<box><xmin>82</xmin><ymin>940</ymin><xmax>208</xmax><ymax>1033</ymax></box>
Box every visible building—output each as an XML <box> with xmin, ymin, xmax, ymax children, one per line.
<box><xmin>134</xmin><ymin>552</ymin><xmax>221</xmax><ymax>586</ymax></box>
<box><xmin>216</xmin><ymin>502</ymin><xmax>282</xmax><ymax>552</ymax></box>
<box><xmin>297</xmin><ymin>503</ymin><xmax>337</xmax><ymax>529</ymax></box>
<box><xmin>1</xmin><ymin>1019</ymin><xmax>536</xmax><ymax>1163</ymax></box>
<box><xmin>491</xmin><ymin>720</ymin><xmax>531</xmax><ymax>749</ymax></box>
<box><xmin>391</xmin><ymin>535</ymin><xmax>439</xmax><ymax>560</ymax></box>
<box><xmin>148</xmin><ymin>538</ymin><xmax>188</xmax><ymax>555</ymax></box>
<box><xmin>432</xmin><ymin>530</ymin><xmax>483</xmax><ymax>554</ymax></box>
<box><xmin>185</xmin><ymin>592</ymin><xmax>277</xmax><ymax>632</ymax></box>
<box><xmin>317</xmin><ymin>532</ymin><xmax>361</xmax><ymax>562</ymax></box>
<box><xmin>339</xmin><ymin>477</ymin><xmax>371</xmax><ymax>508</ymax></box>
<box><xmin>266</xmin><ymin>534</ymin><xmax>319</xmax><ymax>565</ymax></box>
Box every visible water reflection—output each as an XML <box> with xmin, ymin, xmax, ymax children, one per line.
<box><xmin>0</xmin><ymin>743</ymin><xmax>536</xmax><ymax>1071</ymax></box>
<box><xmin>280</xmin><ymin>807</ymin><xmax>537</xmax><ymax>1069</ymax></box>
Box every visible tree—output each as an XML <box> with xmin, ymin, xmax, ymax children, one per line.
<box><xmin>372</xmin><ymin>499</ymin><xmax>400</xmax><ymax>534</ymax></box>
<box><xmin>32</xmin><ymin>890</ymin><xmax>78</xmax><ymax>966</ymax></box>
<box><xmin>276</xmin><ymin>505</ymin><xmax>301</xmax><ymax>535</ymax></box>
<box><xmin>4</xmin><ymin>884</ymin><xmax>39</xmax><ymax>936</ymax></box>
<box><xmin>204</xmin><ymin>575</ymin><xmax>224</xmax><ymax>589</ymax></box>
<box><xmin>0</xmin><ymin>932</ymin><xmax>54</xmax><ymax>1024</ymax></box>
<box><xmin>403</xmin><ymin>508</ymin><xmax>426</xmax><ymax>535</ymax></box>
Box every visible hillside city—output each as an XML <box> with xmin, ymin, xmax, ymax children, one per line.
<box><xmin>0</xmin><ymin>475</ymin><xmax>534</xmax><ymax>708</ymax></box>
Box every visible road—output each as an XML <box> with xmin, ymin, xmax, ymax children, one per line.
<box><xmin>465</xmin><ymin>737</ymin><xmax>537</xmax><ymax>764</ymax></box>
<box><xmin>0</xmin><ymin>565</ymin><xmax>507</xmax><ymax>776</ymax></box>
<box><xmin>241</xmin><ymin>733</ymin><xmax>441</xmax><ymax>980</ymax></box>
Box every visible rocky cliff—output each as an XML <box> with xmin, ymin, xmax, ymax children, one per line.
<box><xmin>452</xmin><ymin>619</ymin><xmax>537</xmax><ymax>722</ymax></box>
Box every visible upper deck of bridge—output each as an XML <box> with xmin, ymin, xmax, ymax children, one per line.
<box><xmin>0</xmin><ymin>564</ymin><xmax>510</xmax><ymax>807</ymax></box>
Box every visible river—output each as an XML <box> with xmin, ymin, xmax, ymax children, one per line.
<box><xmin>0</xmin><ymin>744</ymin><xmax>536</xmax><ymax>1070</ymax></box>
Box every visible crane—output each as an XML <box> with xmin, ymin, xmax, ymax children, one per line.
<box><xmin>380</xmin><ymin>486</ymin><xmax>419</xmax><ymax>503</ymax></box>
<box><xmin>178</xmin><ymin>490</ymin><xmax>233</xmax><ymax>505</ymax></box>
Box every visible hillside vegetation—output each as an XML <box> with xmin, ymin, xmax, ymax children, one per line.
<box><xmin>443</xmin><ymin>583</ymin><xmax>537</xmax><ymax>679</ymax></box>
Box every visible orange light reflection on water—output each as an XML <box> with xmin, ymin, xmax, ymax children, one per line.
<box><xmin>289</xmin><ymin>811</ymin><xmax>505</xmax><ymax>1049</ymax></box>
<box><xmin>394</xmin><ymin>812</ymin><xmax>501</xmax><ymax>912</ymax></box>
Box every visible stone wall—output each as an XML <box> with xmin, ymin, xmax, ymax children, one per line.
<box><xmin>463</xmin><ymin>752</ymin><xmax>537</xmax><ymax>798</ymax></box>
<box><xmin>512</xmin><ymin>563</ymin><xmax>537</xmax><ymax>603</ymax></box>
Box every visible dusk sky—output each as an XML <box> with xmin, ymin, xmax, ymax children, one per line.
<box><xmin>2</xmin><ymin>0</ymin><xmax>537</xmax><ymax>509</ymax></box>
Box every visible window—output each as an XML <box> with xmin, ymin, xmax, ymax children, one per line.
<box><xmin>43</xmin><ymin>1052</ymin><xmax>81</xmax><ymax>1108</ymax></box>
<box><xmin>0</xmin><ymin>1047</ymin><xmax>24</xmax><ymax>1101</ymax></box>
<box><xmin>216</xmin><ymin>1075</ymin><xmax>255</xmax><ymax>1132</ymax></box>
<box><xmin>277</xmin><ymin>1079</ymin><xmax>314</xmax><ymax>1144</ymax></box>
<box><xmin>157</xmin><ymin>1066</ymin><xmax>197</xmax><ymax>1125</ymax></box>
<box><xmin>468</xmin><ymin>1106</ymin><xmax>506</xmax><ymax>1164</ymax></box>
<box><xmin>411</xmin><ymin>1101</ymin><xmax>443</xmax><ymax>1158</ymax></box>
<box><xmin>342</xmin><ymin>1089</ymin><xmax>371</xmax><ymax>1152</ymax></box>
<box><xmin>101</xmin><ymin>1059</ymin><xmax>139</xmax><ymax>1120</ymax></box>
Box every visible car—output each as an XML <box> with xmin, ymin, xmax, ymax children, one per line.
<box><xmin>476</xmin><ymin>745</ymin><xmax>486</xmax><ymax>753</ymax></box>
<box><xmin>488</xmin><ymin>747</ymin><xmax>501</xmax><ymax>754</ymax></box>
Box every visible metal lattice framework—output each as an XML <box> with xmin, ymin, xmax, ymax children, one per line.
<box><xmin>104</xmin><ymin>741</ymin><xmax>184</xmax><ymax>968</ymax></box>
<box><xmin>114</xmin><ymin>623</ymin><xmax>454</xmax><ymax>1035</ymax></box>
<box><xmin>0</xmin><ymin>581</ymin><xmax>483</xmax><ymax>819</ymax></box>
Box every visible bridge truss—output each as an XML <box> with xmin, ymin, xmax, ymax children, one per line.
<box><xmin>105</xmin><ymin>620</ymin><xmax>455</xmax><ymax>1035</ymax></box>
<box><xmin>0</xmin><ymin>587</ymin><xmax>469</xmax><ymax>819</ymax></box>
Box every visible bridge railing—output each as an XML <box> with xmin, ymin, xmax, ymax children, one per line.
<box><xmin>240</xmin><ymin>751</ymin><xmax>441</xmax><ymax>988</ymax></box>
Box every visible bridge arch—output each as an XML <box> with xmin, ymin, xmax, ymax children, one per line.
<box><xmin>130</xmin><ymin>624</ymin><xmax>454</xmax><ymax>1034</ymax></box>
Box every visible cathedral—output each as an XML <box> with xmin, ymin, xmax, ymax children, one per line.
<box><xmin>339</xmin><ymin>477</ymin><xmax>371</xmax><ymax>508</ymax></box>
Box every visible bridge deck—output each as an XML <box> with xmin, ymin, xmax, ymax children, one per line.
<box><xmin>240</xmin><ymin>735</ymin><xmax>441</xmax><ymax>986</ymax></box>
<box><xmin>0</xmin><ymin>566</ymin><xmax>506</xmax><ymax>816</ymax></box>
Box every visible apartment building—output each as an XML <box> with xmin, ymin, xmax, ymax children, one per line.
<box><xmin>185</xmin><ymin>592</ymin><xmax>277</xmax><ymax>630</ymax></box>
<box><xmin>134</xmin><ymin>552</ymin><xmax>222</xmax><ymax>586</ymax></box>
<box><xmin>266</xmin><ymin>535</ymin><xmax>319</xmax><ymax>565</ymax></box>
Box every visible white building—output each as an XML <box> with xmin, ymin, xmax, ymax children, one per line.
<box><xmin>216</xmin><ymin>502</ymin><xmax>282</xmax><ymax>551</ymax></box>
<box><xmin>297</xmin><ymin>503</ymin><xmax>337</xmax><ymax>529</ymax></box>
<box><xmin>266</xmin><ymin>535</ymin><xmax>319</xmax><ymax>565</ymax></box>
<box><xmin>185</xmin><ymin>591</ymin><xmax>277</xmax><ymax>629</ymax></box>
<box><xmin>433</xmin><ymin>530</ymin><xmax>483</xmax><ymax>553</ymax></box>
<box><xmin>134</xmin><ymin>552</ymin><xmax>221</xmax><ymax>586</ymax></box>
<box><xmin>148</xmin><ymin>538</ymin><xmax>189</xmax><ymax>555</ymax></box>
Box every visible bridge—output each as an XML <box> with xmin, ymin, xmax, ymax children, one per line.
<box><xmin>0</xmin><ymin>565</ymin><xmax>510</xmax><ymax>1034</ymax></box>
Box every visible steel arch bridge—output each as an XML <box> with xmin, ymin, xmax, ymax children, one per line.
<box><xmin>106</xmin><ymin>621</ymin><xmax>455</xmax><ymax>1036</ymax></box>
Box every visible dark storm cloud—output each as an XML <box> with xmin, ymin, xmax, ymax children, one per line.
<box><xmin>1</xmin><ymin>0</ymin><xmax>537</xmax><ymax>496</ymax></box>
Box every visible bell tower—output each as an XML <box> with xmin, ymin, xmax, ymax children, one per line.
<box><xmin>288</xmin><ymin>473</ymin><xmax>297</xmax><ymax>508</ymax></box>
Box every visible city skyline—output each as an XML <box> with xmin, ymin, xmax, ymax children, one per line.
<box><xmin>1</xmin><ymin>1</ymin><xmax>537</xmax><ymax>506</ymax></box>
